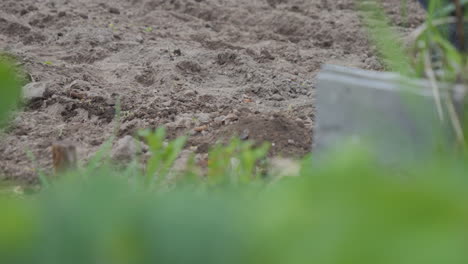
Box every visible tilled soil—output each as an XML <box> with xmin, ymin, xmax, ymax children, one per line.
<box><xmin>0</xmin><ymin>0</ymin><xmax>425</xmax><ymax>182</ymax></box>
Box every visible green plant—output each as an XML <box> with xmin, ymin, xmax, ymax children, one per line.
<box><xmin>207</xmin><ymin>139</ymin><xmax>270</xmax><ymax>186</ymax></box>
<box><xmin>138</xmin><ymin>127</ymin><xmax>187</xmax><ymax>189</ymax></box>
<box><xmin>359</xmin><ymin>0</ymin><xmax>414</xmax><ymax>75</ymax></box>
<box><xmin>144</xmin><ymin>26</ymin><xmax>154</xmax><ymax>33</ymax></box>
<box><xmin>359</xmin><ymin>0</ymin><xmax>468</xmax><ymax>149</ymax></box>
<box><xmin>0</xmin><ymin>61</ymin><xmax>21</xmax><ymax>127</ymax></box>
<box><xmin>411</xmin><ymin>0</ymin><xmax>467</xmax><ymax>147</ymax></box>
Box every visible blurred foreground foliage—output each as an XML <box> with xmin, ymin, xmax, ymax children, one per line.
<box><xmin>0</xmin><ymin>59</ymin><xmax>22</xmax><ymax>127</ymax></box>
<box><xmin>2</xmin><ymin>148</ymin><xmax>468</xmax><ymax>264</ymax></box>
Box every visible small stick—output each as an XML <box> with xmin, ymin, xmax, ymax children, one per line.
<box><xmin>52</xmin><ymin>142</ymin><xmax>77</xmax><ymax>174</ymax></box>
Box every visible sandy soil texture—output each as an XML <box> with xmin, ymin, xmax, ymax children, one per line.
<box><xmin>0</xmin><ymin>0</ymin><xmax>425</xmax><ymax>182</ymax></box>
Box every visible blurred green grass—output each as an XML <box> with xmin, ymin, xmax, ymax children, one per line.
<box><xmin>0</xmin><ymin>59</ymin><xmax>22</xmax><ymax>127</ymax></box>
<box><xmin>1</xmin><ymin>149</ymin><xmax>468</xmax><ymax>264</ymax></box>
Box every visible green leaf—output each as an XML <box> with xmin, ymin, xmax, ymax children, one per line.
<box><xmin>0</xmin><ymin>61</ymin><xmax>22</xmax><ymax>127</ymax></box>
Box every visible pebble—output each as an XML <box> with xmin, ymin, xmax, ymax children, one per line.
<box><xmin>240</xmin><ymin>129</ymin><xmax>250</xmax><ymax>140</ymax></box>
<box><xmin>271</xmin><ymin>94</ymin><xmax>284</xmax><ymax>101</ymax></box>
<box><xmin>183</xmin><ymin>90</ymin><xmax>197</xmax><ymax>97</ymax></box>
<box><xmin>22</xmin><ymin>82</ymin><xmax>47</xmax><ymax>101</ymax></box>
<box><xmin>109</xmin><ymin>7</ymin><xmax>121</xmax><ymax>14</ymax></box>
<box><xmin>224</xmin><ymin>113</ymin><xmax>239</xmax><ymax>124</ymax></box>
<box><xmin>162</xmin><ymin>101</ymin><xmax>172</xmax><ymax>107</ymax></box>
<box><xmin>214</xmin><ymin>115</ymin><xmax>226</xmax><ymax>125</ymax></box>
<box><xmin>78</xmin><ymin>13</ymin><xmax>89</xmax><ymax>19</ymax></box>
<box><xmin>196</xmin><ymin>113</ymin><xmax>211</xmax><ymax>124</ymax></box>
<box><xmin>136</xmin><ymin>34</ymin><xmax>144</xmax><ymax>43</ymax></box>
<box><xmin>67</xmin><ymin>80</ymin><xmax>90</xmax><ymax>91</ymax></box>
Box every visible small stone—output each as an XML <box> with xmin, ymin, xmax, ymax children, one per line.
<box><xmin>240</xmin><ymin>129</ymin><xmax>250</xmax><ymax>140</ymax></box>
<box><xmin>69</xmin><ymin>91</ymin><xmax>86</xmax><ymax>100</ymax></box>
<box><xmin>288</xmin><ymin>139</ymin><xmax>295</xmax><ymax>145</ymax></box>
<box><xmin>214</xmin><ymin>115</ymin><xmax>226</xmax><ymax>125</ymax></box>
<box><xmin>295</xmin><ymin>119</ymin><xmax>305</xmax><ymax>128</ymax></box>
<box><xmin>175</xmin><ymin>117</ymin><xmax>193</xmax><ymax>128</ymax></box>
<box><xmin>109</xmin><ymin>7</ymin><xmax>121</xmax><ymax>14</ymax></box>
<box><xmin>136</xmin><ymin>34</ymin><xmax>144</xmax><ymax>43</ymax></box>
<box><xmin>196</xmin><ymin>113</ymin><xmax>211</xmax><ymax>124</ymax></box>
<box><xmin>183</xmin><ymin>90</ymin><xmax>197</xmax><ymax>97</ymax></box>
<box><xmin>78</xmin><ymin>13</ymin><xmax>89</xmax><ymax>19</ymax></box>
<box><xmin>111</xmin><ymin>136</ymin><xmax>138</xmax><ymax>162</ymax></box>
<box><xmin>22</xmin><ymin>82</ymin><xmax>47</xmax><ymax>101</ymax></box>
<box><xmin>260</xmin><ymin>49</ymin><xmax>275</xmax><ymax>60</ymax></box>
<box><xmin>67</xmin><ymin>80</ymin><xmax>90</xmax><ymax>91</ymax></box>
<box><xmin>270</xmin><ymin>94</ymin><xmax>284</xmax><ymax>101</ymax></box>
<box><xmin>173</xmin><ymin>49</ymin><xmax>182</xmax><ymax>56</ymax></box>
<box><xmin>224</xmin><ymin>113</ymin><xmax>239</xmax><ymax>124</ymax></box>
<box><xmin>176</xmin><ymin>61</ymin><xmax>202</xmax><ymax>73</ymax></box>
<box><xmin>225</xmin><ymin>113</ymin><xmax>238</xmax><ymax>121</ymax></box>
<box><xmin>162</xmin><ymin>101</ymin><xmax>172</xmax><ymax>107</ymax></box>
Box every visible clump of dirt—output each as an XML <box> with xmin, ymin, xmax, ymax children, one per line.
<box><xmin>216</xmin><ymin>113</ymin><xmax>312</xmax><ymax>157</ymax></box>
<box><xmin>0</xmin><ymin>0</ymin><xmax>425</xmax><ymax>182</ymax></box>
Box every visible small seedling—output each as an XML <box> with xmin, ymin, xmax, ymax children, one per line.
<box><xmin>144</xmin><ymin>26</ymin><xmax>154</xmax><ymax>33</ymax></box>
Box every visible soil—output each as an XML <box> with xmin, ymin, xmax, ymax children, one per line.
<box><xmin>0</xmin><ymin>0</ymin><xmax>425</xmax><ymax>182</ymax></box>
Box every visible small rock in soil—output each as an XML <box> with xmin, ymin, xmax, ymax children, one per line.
<box><xmin>173</xmin><ymin>49</ymin><xmax>182</xmax><ymax>56</ymax></box>
<box><xmin>136</xmin><ymin>34</ymin><xmax>144</xmax><ymax>43</ymax></box>
<box><xmin>22</xmin><ymin>82</ymin><xmax>47</xmax><ymax>100</ymax></box>
<box><xmin>240</xmin><ymin>129</ymin><xmax>250</xmax><ymax>140</ymax></box>
<box><xmin>270</xmin><ymin>94</ymin><xmax>284</xmax><ymax>101</ymax></box>
<box><xmin>224</xmin><ymin>113</ymin><xmax>239</xmax><ymax>124</ymax></box>
<box><xmin>67</xmin><ymin>80</ymin><xmax>90</xmax><ymax>91</ymax></box>
<box><xmin>196</xmin><ymin>113</ymin><xmax>211</xmax><ymax>124</ymax></box>
<box><xmin>183</xmin><ymin>90</ymin><xmax>197</xmax><ymax>97</ymax></box>
<box><xmin>177</xmin><ymin>61</ymin><xmax>202</xmax><ymax>73</ymax></box>
<box><xmin>213</xmin><ymin>115</ymin><xmax>226</xmax><ymax>126</ymax></box>
<box><xmin>162</xmin><ymin>101</ymin><xmax>172</xmax><ymax>107</ymax></box>
<box><xmin>109</xmin><ymin>7</ymin><xmax>120</xmax><ymax>14</ymax></box>
<box><xmin>78</xmin><ymin>13</ymin><xmax>88</xmax><ymax>19</ymax></box>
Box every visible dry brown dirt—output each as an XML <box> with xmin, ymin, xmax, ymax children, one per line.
<box><xmin>0</xmin><ymin>0</ymin><xmax>425</xmax><ymax>182</ymax></box>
